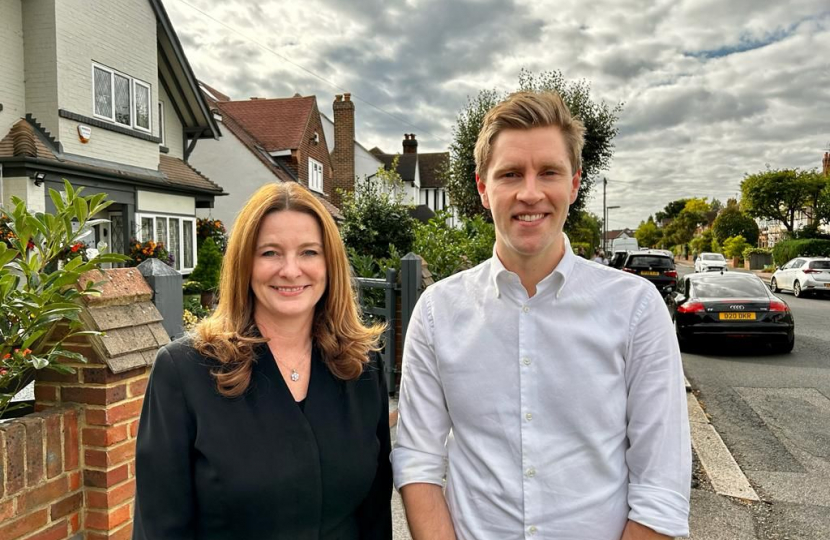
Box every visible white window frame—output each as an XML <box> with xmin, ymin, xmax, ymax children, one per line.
<box><xmin>308</xmin><ymin>157</ymin><xmax>323</xmax><ymax>193</ymax></box>
<box><xmin>91</xmin><ymin>62</ymin><xmax>152</xmax><ymax>133</ymax></box>
<box><xmin>133</xmin><ymin>79</ymin><xmax>152</xmax><ymax>133</ymax></box>
<box><xmin>135</xmin><ymin>213</ymin><xmax>197</xmax><ymax>274</ymax></box>
<box><xmin>158</xmin><ymin>101</ymin><xmax>166</xmax><ymax>146</ymax></box>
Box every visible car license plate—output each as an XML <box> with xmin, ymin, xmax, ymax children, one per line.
<box><xmin>719</xmin><ymin>312</ymin><xmax>756</xmax><ymax>320</ymax></box>
<box><xmin>640</xmin><ymin>271</ymin><xmax>659</xmax><ymax>276</ymax></box>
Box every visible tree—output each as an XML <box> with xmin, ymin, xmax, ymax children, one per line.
<box><xmin>340</xmin><ymin>159</ymin><xmax>416</xmax><ymax>261</ymax></box>
<box><xmin>712</xmin><ymin>199</ymin><xmax>759</xmax><ymax>246</ymax></box>
<box><xmin>442</xmin><ymin>90</ymin><xmax>501</xmax><ymax>222</ymax></box>
<box><xmin>568</xmin><ymin>211</ymin><xmax>602</xmax><ymax>250</ymax></box>
<box><xmin>817</xmin><ymin>182</ymin><xmax>830</xmax><ymax>226</ymax></box>
<box><xmin>690</xmin><ymin>229</ymin><xmax>715</xmax><ymax>256</ymax></box>
<box><xmin>654</xmin><ymin>198</ymin><xmax>690</xmax><ymax>224</ymax></box>
<box><xmin>740</xmin><ymin>168</ymin><xmax>827</xmax><ymax>233</ymax></box>
<box><xmin>441</xmin><ymin>69</ymin><xmax>623</xmax><ymax>234</ymax></box>
<box><xmin>635</xmin><ymin>217</ymin><xmax>661</xmax><ymax>248</ymax></box>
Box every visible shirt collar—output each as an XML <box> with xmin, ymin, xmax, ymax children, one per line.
<box><xmin>489</xmin><ymin>233</ymin><xmax>577</xmax><ymax>299</ymax></box>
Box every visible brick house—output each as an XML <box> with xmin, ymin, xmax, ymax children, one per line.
<box><xmin>191</xmin><ymin>86</ymin><xmax>343</xmax><ymax>232</ymax></box>
<box><xmin>371</xmin><ymin>135</ymin><xmax>454</xmax><ymax>224</ymax></box>
<box><xmin>0</xmin><ymin>0</ymin><xmax>225</xmax><ymax>275</ymax></box>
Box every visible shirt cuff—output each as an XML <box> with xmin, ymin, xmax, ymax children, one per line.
<box><xmin>391</xmin><ymin>446</ymin><xmax>446</xmax><ymax>491</ymax></box>
<box><xmin>628</xmin><ymin>483</ymin><xmax>690</xmax><ymax>537</ymax></box>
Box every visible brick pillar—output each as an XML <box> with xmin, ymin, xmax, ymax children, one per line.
<box><xmin>330</xmin><ymin>93</ymin><xmax>355</xmax><ymax>209</ymax></box>
<box><xmin>31</xmin><ymin>268</ymin><xmax>168</xmax><ymax>540</ymax></box>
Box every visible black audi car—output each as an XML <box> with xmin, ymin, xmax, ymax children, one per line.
<box><xmin>669</xmin><ymin>272</ymin><xmax>795</xmax><ymax>353</ymax></box>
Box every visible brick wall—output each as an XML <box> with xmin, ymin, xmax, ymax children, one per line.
<box><xmin>295</xmin><ymin>101</ymin><xmax>336</xmax><ymax>204</ymax></box>
<box><xmin>0</xmin><ymin>407</ymin><xmax>83</xmax><ymax>540</ymax></box>
<box><xmin>0</xmin><ymin>268</ymin><xmax>165</xmax><ymax>540</ymax></box>
<box><xmin>330</xmin><ymin>94</ymin><xmax>355</xmax><ymax>209</ymax></box>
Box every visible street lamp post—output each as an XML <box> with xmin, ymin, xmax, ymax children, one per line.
<box><xmin>606</xmin><ymin>205</ymin><xmax>621</xmax><ymax>254</ymax></box>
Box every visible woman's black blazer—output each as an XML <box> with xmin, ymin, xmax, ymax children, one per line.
<box><xmin>133</xmin><ymin>338</ymin><xmax>392</xmax><ymax>539</ymax></box>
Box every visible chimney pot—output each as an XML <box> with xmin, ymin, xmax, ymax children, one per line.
<box><xmin>344</xmin><ymin>93</ymin><xmax>351</xmax><ymax>101</ymax></box>
<box><xmin>335</xmin><ymin>94</ymin><xmax>343</xmax><ymax>102</ymax></box>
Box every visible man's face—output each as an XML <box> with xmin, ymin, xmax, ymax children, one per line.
<box><xmin>477</xmin><ymin>126</ymin><xmax>580</xmax><ymax>269</ymax></box>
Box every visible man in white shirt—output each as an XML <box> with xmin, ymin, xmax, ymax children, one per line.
<box><xmin>392</xmin><ymin>91</ymin><xmax>690</xmax><ymax>540</ymax></box>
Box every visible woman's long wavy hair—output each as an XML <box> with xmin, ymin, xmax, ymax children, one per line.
<box><xmin>193</xmin><ymin>182</ymin><xmax>384</xmax><ymax>397</ymax></box>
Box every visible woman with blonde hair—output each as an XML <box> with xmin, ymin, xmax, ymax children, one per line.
<box><xmin>133</xmin><ymin>182</ymin><xmax>392</xmax><ymax>539</ymax></box>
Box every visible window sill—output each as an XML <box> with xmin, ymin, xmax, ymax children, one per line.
<box><xmin>59</xmin><ymin>109</ymin><xmax>162</xmax><ymax>143</ymax></box>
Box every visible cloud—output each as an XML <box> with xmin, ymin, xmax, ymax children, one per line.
<box><xmin>162</xmin><ymin>0</ymin><xmax>830</xmax><ymax>229</ymax></box>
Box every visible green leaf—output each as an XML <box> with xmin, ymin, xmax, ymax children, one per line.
<box><xmin>49</xmin><ymin>188</ymin><xmax>66</xmax><ymax>212</ymax></box>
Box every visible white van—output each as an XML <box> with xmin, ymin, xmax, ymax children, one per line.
<box><xmin>611</xmin><ymin>237</ymin><xmax>639</xmax><ymax>253</ymax></box>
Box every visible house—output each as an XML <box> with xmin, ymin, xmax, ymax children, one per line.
<box><xmin>191</xmin><ymin>86</ymin><xmax>343</xmax><ymax>231</ymax></box>
<box><xmin>370</xmin><ymin>134</ymin><xmax>454</xmax><ymax>224</ymax></box>
<box><xmin>0</xmin><ymin>0</ymin><xmax>225</xmax><ymax>274</ymax></box>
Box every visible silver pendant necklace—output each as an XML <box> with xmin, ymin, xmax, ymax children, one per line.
<box><xmin>273</xmin><ymin>346</ymin><xmax>311</xmax><ymax>383</ymax></box>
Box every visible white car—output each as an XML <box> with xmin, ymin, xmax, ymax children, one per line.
<box><xmin>770</xmin><ymin>257</ymin><xmax>830</xmax><ymax>298</ymax></box>
<box><xmin>694</xmin><ymin>252</ymin><xmax>727</xmax><ymax>273</ymax></box>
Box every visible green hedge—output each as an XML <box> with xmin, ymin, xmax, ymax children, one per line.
<box><xmin>772</xmin><ymin>239</ymin><xmax>830</xmax><ymax>266</ymax></box>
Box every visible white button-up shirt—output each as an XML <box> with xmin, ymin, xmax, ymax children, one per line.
<box><xmin>392</xmin><ymin>240</ymin><xmax>691</xmax><ymax>539</ymax></box>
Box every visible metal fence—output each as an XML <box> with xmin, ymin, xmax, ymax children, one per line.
<box><xmin>354</xmin><ymin>253</ymin><xmax>424</xmax><ymax>392</ymax></box>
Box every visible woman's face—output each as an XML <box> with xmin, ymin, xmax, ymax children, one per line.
<box><xmin>251</xmin><ymin>210</ymin><xmax>327</xmax><ymax>325</ymax></box>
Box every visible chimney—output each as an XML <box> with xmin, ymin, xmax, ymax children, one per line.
<box><xmin>823</xmin><ymin>152</ymin><xmax>830</xmax><ymax>177</ymax></box>
<box><xmin>403</xmin><ymin>133</ymin><xmax>418</xmax><ymax>154</ymax></box>
<box><xmin>331</xmin><ymin>92</ymin><xmax>355</xmax><ymax>209</ymax></box>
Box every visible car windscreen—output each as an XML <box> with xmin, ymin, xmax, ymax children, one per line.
<box><xmin>701</xmin><ymin>254</ymin><xmax>724</xmax><ymax>261</ymax></box>
<box><xmin>692</xmin><ymin>277</ymin><xmax>769</xmax><ymax>298</ymax></box>
<box><xmin>808</xmin><ymin>260</ymin><xmax>830</xmax><ymax>269</ymax></box>
<box><xmin>626</xmin><ymin>256</ymin><xmax>673</xmax><ymax>269</ymax></box>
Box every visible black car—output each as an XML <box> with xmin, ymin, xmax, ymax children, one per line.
<box><xmin>670</xmin><ymin>272</ymin><xmax>795</xmax><ymax>353</ymax></box>
<box><xmin>621</xmin><ymin>251</ymin><xmax>677</xmax><ymax>296</ymax></box>
<box><xmin>610</xmin><ymin>250</ymin><xmax>629</xmax><ymax>269</ymax></box>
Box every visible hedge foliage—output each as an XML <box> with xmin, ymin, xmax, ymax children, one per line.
<box><xmin>772</xmin><ymin>239</ymin><xmax>830</xmax><ymax>266</ymax></box>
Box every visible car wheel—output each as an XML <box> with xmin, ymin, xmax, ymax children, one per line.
<box><xmin>770</xmin><ymin>277</ymin><xmax>780</xmax><ymax>293</ymax></box>
<box><xmin>794</xmin><ymin>281</ymin><xmax>803</xmax><ymax>298</ymax></box>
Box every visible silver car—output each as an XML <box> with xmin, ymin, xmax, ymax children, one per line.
<box><xmin>770</xmin><ymin>257</ymin><xmax>830</xmax><ymax>298</ymax></box>
<box><xmin>694</xmin><ymin>252</ymin><xmax>727</xmax><ymax>273</ymax></box>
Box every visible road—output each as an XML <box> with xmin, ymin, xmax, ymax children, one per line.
<box><xmin>678</xmin><ymin>262</ymin><xmax>830</xmax><ymax>539</ymax></box>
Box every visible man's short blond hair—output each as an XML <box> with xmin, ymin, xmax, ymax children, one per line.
<box><xmin>474</xmin><ymin>91</ymin><xmax>586</xmax><ymax>179</ymax></box>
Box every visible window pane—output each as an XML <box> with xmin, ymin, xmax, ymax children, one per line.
<box><xmin>110</xmin><ymin>214</ymin><xmax>124</xmax><ymax>258</ymax></box>
<box><xmin>94</xmin><ymin>67</ymin><xmax>112</xmax><ymax>118</ymax></box>
<box><xmin>626</xmin><ymin>255</ymin><xmax>674</xmax><ymax>269</ymax></box>
<box><xmin>156</xmin><ymin>218</ymin><xmax>168</xmax><ymax>246</ymax></box>
<box><xmin>114</xmin><ymin>74</ymin><xmax>131</xmax><ymax>126</ymax></box>
<box><xmin>135</xmin><ymin>83</ymin><xmax>150</xmax><ymax>130</ymax></box>
<box><xmin>693</xmin><ymin>276</ymin><xmax>769</xmax><ymax>298</ymax></box>
<box><xmin>169</xmin><ymin>219</ymin><xmax>180</xmax><ymax>270</ymax></box>
<box><xmin>183</xmin><ymin>220</ymin><xmax>194</xmax><ymax>269</ymax></box>
<box><xmin>140</xmin><ymin>217</ymin><xmax>153</xmax><ymax>241</ymax></box>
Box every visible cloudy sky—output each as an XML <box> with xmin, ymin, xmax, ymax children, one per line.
<box><xmin>164</xmin><ymin>0</ymin><xmax>830</xmax><ymax>229</ymax></box>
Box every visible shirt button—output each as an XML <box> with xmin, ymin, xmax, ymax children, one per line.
<box><xmin>529</xmin><ymin>526</ymin><xmax>538</xmax><ymax>535</ymax></box>
<box><xmin>521</xmin><ymin>357</ymin><xmax>531</xmax><ymax>366</ymax></box>
<box><xmin>522</xmin><ymin>305</ymin><xmax>530</xmax><ymax>313</ymax></box>
<box><xmin>525</xmin><ymin>412</ymin><xmax>533</xmax><ymax>421</ymax></box>
<box><xmin>525</xmin><ymin>467</ymin><xmax>536</xmax><ymax>478</ymax></box>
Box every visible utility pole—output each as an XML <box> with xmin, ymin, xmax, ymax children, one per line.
<box><xmin>602</xmin><ymin>177</ymin><xmax>607</xmax><ymax>253</ymax></box>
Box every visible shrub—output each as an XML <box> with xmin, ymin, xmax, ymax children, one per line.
<box><xmin>182</xmin><ymin>280</ymin><xmax>204</xmax><ymax>295</ymax></box>
<box><xmin>340</xmin><ymin>161</ymin><xmax>416</xmax><ymax>261</ymax></box>
<box><xmin>723</xmin><ymin>235</ymin><xmax>751</xmax><ymax>260</ymax></box>
<box><xmin>413</xmin><ymin>212</ymin><xmax>495</xmax><ymax>281</ymax></box>
<box><xmin>189</xmin><ymin>238</ymin><xmax>222</xmax><ymax>292</ymax></box>
<box><xmin>1</xmin><ymin>181</ymin><xmax>128</xmax><ymax>417</ymax></box>
<box><xmin>772</xmin><ymin>239</ymin><xmax>830</xmax><ymax>266</ymax></box>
